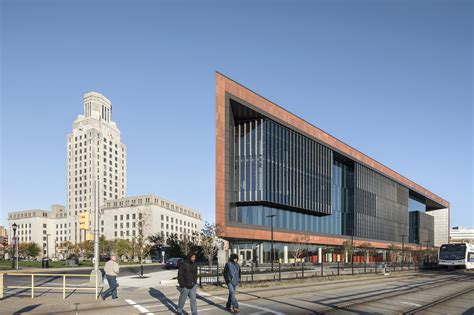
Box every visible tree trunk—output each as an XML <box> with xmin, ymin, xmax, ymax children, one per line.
<box><xmin>208</xmin><ymin>255</ymin><xmax>213</xmax><ymax>268</ymax></box>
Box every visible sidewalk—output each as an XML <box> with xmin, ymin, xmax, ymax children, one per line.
<box><xmin>0</xmin><ymin>262</ymin><xmax>164</xmax><ymax>274</ymax></box>
<box><xmin>117</xmin><ymin>269</ymin><xmax>178</xmax><ymax>287</ymax></box>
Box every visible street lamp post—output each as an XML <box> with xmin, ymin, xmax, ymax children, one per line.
<box><xmin>12</xmin><ymin>223</ymin><xmax>17</xmax><ymax>269</ymax></box>
<box><xmin>347</xmin><ymin>227</ymin><xmax>354</xmax><ymax>274</ymax></box>
<box><xmin>266</xmin><ymin>214</ymin><xmax>276</xmax><ymax>271</ymax></box>
<box><xmin>424</xmin><ymin>239</ymin><xmax>430</xmax><ymax>263</ymax></box>
<box><xmin>132</xmin><ymin>238</ymin><xmax>136</xmax><ymax>260</ymax></box>
<box><xmin>131</xmin><ymin>204</ymin><xmax>144</xmax><ymax>277</ymax></box>
<box><xmin>46</xmin><ymin>234</ymin><xmax>50</xmax><ymax>259</ymax></box>
<box><xmin>400</xmin><ymin>234</ymin><xmax>407</xmax><ymax>268</ymax></box>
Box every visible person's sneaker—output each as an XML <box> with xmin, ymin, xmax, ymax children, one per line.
<box><xmin>101</xmin><ymin>294</ymin><xmax>105</xmax><ymax>301</ymax></box>
<box><xmin>226</xmin><ymin>306</ymin><xmax>232</xmax><ymax>312</ymax></box>
<box><xmin>232</xmin><ymin>308</ymin><xmax>240</xmax><ymax>313</ymax></box>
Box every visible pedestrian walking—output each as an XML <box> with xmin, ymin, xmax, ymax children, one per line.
<box><xmin>224</xmin><ymin>253</ymin><xmax>241</xmax><ymax>313</ymax></box>
<box><xmin>176</xmin><ymin>252</ymin><xmax>198</xmax><ymax>315</ymax></box>
<box><xmin>101</xmin><ymin>255</ymin><xmax>120</xmax><ymax>300</ymax></box>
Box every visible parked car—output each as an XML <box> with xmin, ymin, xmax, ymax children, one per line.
<box><xmin>165</xmin><ymin>257</ymin><xmax>183</xmax><ymax>269</ymax></box>
<box><xmin>151</xmin><ymin>256</ymin><xmax>162</xmax><ymax>263</ymax></box>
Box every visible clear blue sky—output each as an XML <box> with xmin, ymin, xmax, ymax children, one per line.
<box><xmin>1</xmin><ymin>0</ymin><xmax>472</xmax><ymax>229</ymax></box>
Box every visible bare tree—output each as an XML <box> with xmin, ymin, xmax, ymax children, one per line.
<box><xmin>387</xmin><ymin>244</ymin><xmax>400</xmax><ymax>263</ymax></box>
<box><xmin>290</xmin><ymin>234</ymin><xmax>310</xmax><ymax>264</ymax></box>
<box><xmin>355</xmin><ymin>242</ymin><xmax>373</xmax><ymax>262</ymax></box>
<box><xmin>134</xmin><ymin>210</ymin><xmax>151</xmax><ymax>262</ymax></box>
<box><xmin>342</xmin><ymin>240</ymin><xmax>354</xmax><ymax>263</ymax></box>
<box><xmin>178</xmin><ymin>233</ymin><xmax>193</xmax><ymax>257</ymax></box>
<box><xmin>147</xmin><ymin>233</ymin><xmax>165</xmax><ymax>247</ymax></box>
<box><xmin>200</xmin><ymin>222</ymin><xmax>224</xmax><ymax>268</ymax></box>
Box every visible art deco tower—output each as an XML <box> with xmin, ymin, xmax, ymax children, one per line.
<box><xmin>67</xmin><ymin>92</ymin><xmax>127</xmax><ymax>243</ymax></box>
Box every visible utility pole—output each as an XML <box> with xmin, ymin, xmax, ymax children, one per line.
<box><xmin>266</xmin><ymin>214</ymin><xmax>276</xmax><ymax>271</ymax></box>
<box><xmin>87</xmin><ymin>129</ymin><xmax>101</xmax><ymax>285</ymax></box>
<box><xmin>93</xmin><ymin>180</ymin><xmax>100</xmax><ymax>279</ymax></box>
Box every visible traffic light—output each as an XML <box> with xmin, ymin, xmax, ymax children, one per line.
<box><xmin>79</xmin><ymin>211</ymin><xmax>90</xmax><ymax>230</ymax></box>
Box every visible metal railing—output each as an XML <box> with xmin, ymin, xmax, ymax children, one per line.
<box><xmin>0</xmin><ymin>272</ymin><xmax>100</xmax><ymax>300</ymax></box>
<box><xmin>197</xmin><ymin>261</ymin><xmax>439</xmax><ymax>285</ymax></box>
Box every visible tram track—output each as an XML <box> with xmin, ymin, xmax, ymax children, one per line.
<box><xmin>316</xmin><ymin>274</ymin><xmax>473</xmax><ymax>314</ymax></box>
<box><xmin>403</xmin><ymin>284</ymin><xmax>474</xmax><ymax>314</ymax></box>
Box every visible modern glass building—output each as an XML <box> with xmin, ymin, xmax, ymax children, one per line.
<box><xmin>216</xmin><ymin>73</ymin><xmax>449</xmax><ymax>264</ymax></box>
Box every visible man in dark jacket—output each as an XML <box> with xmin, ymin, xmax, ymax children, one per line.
<box><xmin>224</xmin><ymin>253</ymin><xmax>241</xmax><ymax>313</ymax></box>
<box><xmin>176</xmin><ymin>253</ymin><xmax>198</xmax><ymax>315</ymax></box>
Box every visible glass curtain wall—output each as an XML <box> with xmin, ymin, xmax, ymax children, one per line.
<box><xmin>233</xmin><ymin>118</ymin><xmax>332</xmax><ymax>215</ymax></box>
<box><xmin>354</xmin><ymin>163</ymin><xmax>409</xmax><ymax>242</ymax></box>
<box><xmin>409</xmin><ymin>211</ymin><xmax>434</xmax><ymax>246</ymax></box>
<box><xmin>332</xmin><ymin>159</ymin><xmax>354</xmax><ymax>236</ymax></box>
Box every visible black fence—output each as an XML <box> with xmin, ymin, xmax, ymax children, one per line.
<box><xmin>197</xmin><ymin>261</ymin><xmax>439</xmax><ymax>285</ymax></box>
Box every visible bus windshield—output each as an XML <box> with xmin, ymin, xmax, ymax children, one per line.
<box><xmin>439</xmin><ymin>244</ymin><xmax>466</xmax><ymax>260</ymax></box>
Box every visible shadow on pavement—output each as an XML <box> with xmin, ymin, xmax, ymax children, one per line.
<box><xmin>462</xmin><ymin>307</ymin><xmax>474</xmax><ymax>315</ymax></box>
<box><xmin>13</xmin><ymin>304</ymin><xmax>42</xmax><ymax>314</ymax></box>
<box><xmin>196</xmin><ymin>293</ymin><xmax>228</xmax><ymax>312</ymax></box>
<box><xmin>148</xmin><ymin>287</ymin><xmax>178</xmax><ymax>313</ymax></box>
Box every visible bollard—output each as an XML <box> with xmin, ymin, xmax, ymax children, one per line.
<box><xmin>337</xmin><ymin>261</ymin><xmax>340</xmax><ymax>276</ymax></box>
<box><xmin>0</xmin><ymin>273</ymin><xmax>3</xmax><ymax>300</ymax></box>
<box><xmin>31</xmin><ymin>274</ymin><xmax>35</xmax><ymax>298</ymax></box>
<box><xmin>321</xmin><ymin>262</ymin><xmax>323</xmax><ymax>277</ymax></box>
<box><xmin>302</xmin><ymin>262</ymin><xmax>304</xmax><ymax>278</ymax></box>
<box><xmin>216</xmin><ymin>264</ymin><xmax>219</xmax><ymax>285</ymax></box>
<box><xmin>364</xmin><ymin>261</ymin><xmax>367</xmax><ymax>274</ymax></box>
<box><xmin>63</xmin><ymin>275</ymin><xmax>66</xmax><ymax>299</ymax></box>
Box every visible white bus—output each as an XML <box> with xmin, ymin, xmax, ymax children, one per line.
<box><xmin>438</xmin><ymin>243</ymin><xmax>474</xmax><ymax>270</ymax></box>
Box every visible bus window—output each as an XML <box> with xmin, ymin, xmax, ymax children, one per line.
<box><xmin>439</xmin><ymin>244</ymin><xmax>466</xmax><ymax>260</ymax></box>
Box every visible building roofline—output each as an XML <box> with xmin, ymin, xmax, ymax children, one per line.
<box><xmin>102</xmin><ymin>194</ymin><xmax>202</xmax><ymax>217</ymax></box>
<box><xmin>216</xmin><ymin>71</ymin><xmax>449</xmax><ymax>208</ymax></box>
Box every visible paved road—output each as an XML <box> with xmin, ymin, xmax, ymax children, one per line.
<box><xmin>1</xmin><ymin>270</ymin><xmax>473</xmax><ymax>314</ymax></box>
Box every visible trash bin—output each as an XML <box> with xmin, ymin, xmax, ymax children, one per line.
<box><xmin>42</xmin><ymin>258</ymin><xmax>49</xmax><ymax>268</ymax></box>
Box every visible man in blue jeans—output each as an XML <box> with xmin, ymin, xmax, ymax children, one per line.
<box><xmin>176</xmin><ymin>253</ymin><xmax>198</xmax><ymax>315</ymax></box>
<box><xmin>101</xmin><ymin>255</ymin><xmax>120</xmax><ymax>300</ymax></box>
<box><xmin>224</xmin><ymin>254</ymin><xmax>241</xmax><ymax>313</ymax></box>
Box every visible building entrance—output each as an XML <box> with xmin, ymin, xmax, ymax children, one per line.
<box><xmin>239</xmin><ymin>249</ymin><xmax>252</xmax><ymax>263</ymax></box>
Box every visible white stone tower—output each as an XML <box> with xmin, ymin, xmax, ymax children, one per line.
<box><xmin>67</xmin><ymin>92</ymin><xmax>127</xmax><ymax>243</ymax></box>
